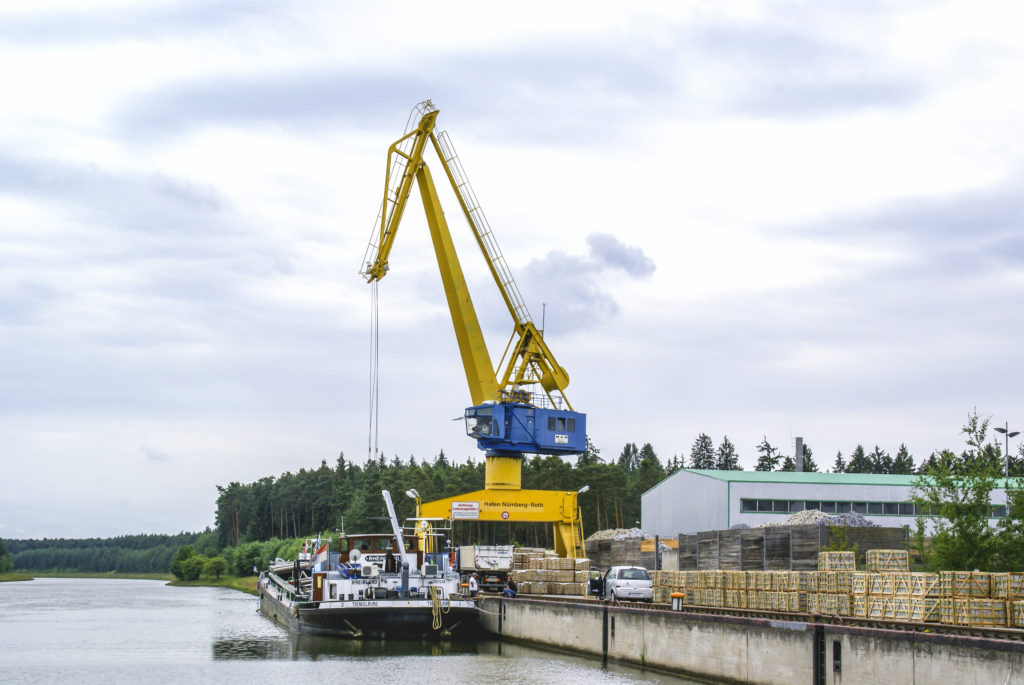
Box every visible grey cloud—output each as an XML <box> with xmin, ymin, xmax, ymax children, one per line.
<box><xmin>0</xmin><ymin>154</ymin><xmax>227</xmax><ymax>230</ymax></box>
<box><xmin>107</xmin><ymin>10</ymin><xmax>927</xmax><ymax>146</ymax></box>
<box><xmin>586</xmin><ymin>233</ymin><xmax>656</xmax><ymax>278</ymax></box>
<box><xmin>140</xmin><ymin>446</ymin><xmax>171</xmax><ymax>462</ymax></box>
<box><xmin>0</xmin><ymin>0</ymin><xmax>283</xmax><ymax>45</ymax></box>
<box><xmin>792</xmin><ymin>179</ymin><xmax>1024</xmax><ymax>274</ymax></box>
<box><xmin>520</xmin><ymin>233</ymin><xmax>655</xmax><ymax>331</ymax></box>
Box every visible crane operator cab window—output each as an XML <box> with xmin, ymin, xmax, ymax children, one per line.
<box><xmin>465</xmin><ymin>406</ymin><xmax>499</xmax><ymax>439</ymax></box>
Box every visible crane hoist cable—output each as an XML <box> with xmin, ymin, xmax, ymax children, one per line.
<box><xmin>367</xmin><ymin>279</ymin><xmax>381</xmax><ymax>462</ymax></box>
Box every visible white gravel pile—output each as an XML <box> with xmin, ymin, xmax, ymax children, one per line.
<box><xmin>756</xmin><ymin>509</ymin><xmax>878</xmax><ymax>528</ymax></box>
<box><xmin>586</xmin><ymin>527</ymin><xmax>648</xmax><ymax>541</ymax></box>
<box><xmin>828</xmin><ymin>511</ymin><xmax>878</xmax><ymax>527</ymax></box>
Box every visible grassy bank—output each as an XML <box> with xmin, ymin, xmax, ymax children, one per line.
<box><xmin>0</xmin><ymin>573</ymin><xmax>34</xmax><ymax>582</ymax></box>
<box><xmin>28</xmin><ymin>571</ymin><xmax>174</xmax><ymax>581</ymax></box>
<box><xmin>167</xmin><ymin>575</ymin><xmax>259</xmax><ymax>595</ymax></box>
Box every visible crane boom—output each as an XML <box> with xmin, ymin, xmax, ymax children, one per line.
<box><xmin>360</xmin><ymin>101</ymin><xmax>589</xmax><ymax>557</ymax></box>
<box><xmin>361</xmin><ymin>100</ymin><xmax>585</xmax><ymax>459</ymax></box>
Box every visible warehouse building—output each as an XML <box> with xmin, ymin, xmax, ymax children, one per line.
<box><xmin>641</xmin><ymin>469</ymin><xmax>1011</xmax><ymax>536</ymax></box>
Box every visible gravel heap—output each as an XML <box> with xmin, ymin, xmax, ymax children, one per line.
<box><xmin>828</xmin><ymin>510</ymin><xmax>877</xmax><ymax>527</ymax></box>
<box><xmin>756</xmin><ymin>509</ymin><xmax>878</xmax><ymax>528</ymax></box>
<box><xmin>586</xmin><ymin>527</ymin><xmax>648</xmax><ymax>541</ymax></box>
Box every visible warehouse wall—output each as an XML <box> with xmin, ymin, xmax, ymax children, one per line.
<box><xmin>641</xmin><ymin>471</ymin><xmax>1010</xmax><ymax>536</ymax></box>
<box><xmin>642</xmin><ymin>471</ymin><xmax>727</xmax><ymax>536</ymax></box>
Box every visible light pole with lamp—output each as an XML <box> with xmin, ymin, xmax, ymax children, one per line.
<box><xmin>994</xmin><ymin>423</ymin><xmax>1020</xmax><ymax>477</ymax></box>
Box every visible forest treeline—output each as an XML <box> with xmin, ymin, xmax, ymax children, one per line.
<box><xmin>4</xmin><ymin>533</ymin><xmax>202</xmax><ymax>574</ymax></box>
<box><xmin>213</xmin><ymin>438</ymin><xmax>663</xmax><ymax>551</ymax></box>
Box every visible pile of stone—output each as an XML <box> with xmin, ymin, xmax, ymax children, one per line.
<box><xmin>758</xmin><ymin>509</ymin><xmax>830</xmax><ymax>527</ymax></box>
<box><xmin>586</xmin><ymin>527</ymin><xmax>648</xmax><ymax>541</ymax></box>
<box><xmin>756</xmin><ymin>509</ymin><xmax>878</xmax><ymax>528</ymax></box>
<box><xmin>828</xmin><ymin>511</ymin><xmax>877</xmax><ymax>527</ymax></box>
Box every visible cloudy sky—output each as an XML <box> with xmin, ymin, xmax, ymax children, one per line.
<box><xmin>2</xmin><ymin>1</ymin><xmax>1023</xmax><ymax>538</ymax></box>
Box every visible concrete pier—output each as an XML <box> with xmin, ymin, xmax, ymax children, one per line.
<box><xmin>479</xmin><ymin>596</ymin><xmax>1024</xmax><ymax>684</ymax></box>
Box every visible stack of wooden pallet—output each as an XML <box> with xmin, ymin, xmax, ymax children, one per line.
<box><xmin>507</xmin><ymin>552</ymin><xmax>589</xmax><ymax>596</ymax></box>
<box><xmin>650</xmin><ymin>547</ymin><xmax>1024</xmax><ymax>629</ymax></box>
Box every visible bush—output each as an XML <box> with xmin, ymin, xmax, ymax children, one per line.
<box><xmin>181</xmin><ymin>554</ymin><xmax>208</xmax><ymax>581</ymax></box>
<box><xmin>204</xmin><ymin>556</ymin><xmax>227</xmax><ymax>579</ymax></box>
<box><xmin>170</xmin><ymin>545</ymin><xmax>195</xmax><ymax>580</ymax></box>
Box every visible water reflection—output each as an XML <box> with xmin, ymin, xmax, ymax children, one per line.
<box><xmin>0</xmin><ymin>579</ymin><xmax>708</xmax><ymax>684</ymax></box>
<box><xmin>212</xmin><ymin>634</ymin><xmax>479</xmax><ymax>660</ymax></box>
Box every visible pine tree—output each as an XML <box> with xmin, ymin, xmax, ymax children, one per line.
<box><xmin>779</xmin><ymin>443</ymin><xmax>817</xmax><ymax>472</ymax></box>
<box><xmin>892</xmin><ymin>443</ymin><xmax>915</xmax><ymax>474</ymax></box>
<box><xmin>846</xmin><ymin>445</ymin><xmax>872</xmax><ymax>473</ymax></box>
<box><xmin>634</xmin><ymin>443</ymin><xmax>665</xmax><ymax>494</ymax></box>
<box><xmin>754</xmin><ymin>436</ymin><xmax>780</xmax><ymax>472</ymax></box>
<box><xmin>576</xmin><ymin>435</ymin><xmax>603</xmax><ymax>467</ymax></box>
<box><xmin>802</xmin><ymin>444</ymin><xmax>819</xmax><ymax>472</ymax></box>
<box><xmin>831</xmin><ymin>451</ymin><xmax>846</xmax><ymax>473</ymax></box>
<box><xmin>715</xmin><ymin>436</ymin><xmax>741</xmax><ymax>470</ymax></box>
<box><xmin>688</xmin><ymin>434</ymin><xmax>716</xmax><ymax>470</ymax></box>
<box><xmin>868</xmin><ymin>445</ymin><xmax>893</xmax><ymax>474</ymax></box>
<box><xmin>618</xmin><ymin>443</ymin><xmax>639</xmax><ymax>472</ymax></box>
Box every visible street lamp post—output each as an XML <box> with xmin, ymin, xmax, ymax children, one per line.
<box><xmin>995</xmin><ymin>422</ymin><xmax>1020</xmax><ymax>477</ymax></box>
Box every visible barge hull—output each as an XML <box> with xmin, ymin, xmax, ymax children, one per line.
<box><xmin>260</xmin><ymin>591</ymin><xmax>477</xmax><ymax>639</ymax></box>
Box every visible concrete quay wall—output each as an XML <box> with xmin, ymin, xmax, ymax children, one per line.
<box><xmin>478</xmin><ymin>597</ymin><xmax>1024</xmax><ymax>685</ymax></box>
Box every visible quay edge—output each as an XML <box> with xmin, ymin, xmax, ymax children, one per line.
<box><xmin>478</xmin><ymin>596</ymin><xmax>1024</xmax><ymax>685</ymax></box>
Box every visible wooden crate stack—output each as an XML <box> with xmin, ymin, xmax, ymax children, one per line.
<box><xmin>652</xmin><ymin>546</ymin><xmax>1024</xmax><ymax>630</ymax></box>
<box><xmin>651</xmin><ymin>569</ymin><xmax>811</xmax><ymax>613</ymax></box>
<box><xmin>508</xmin><ymin>549</ymin><xmax>589</xmax><ymax>596</ymax></box>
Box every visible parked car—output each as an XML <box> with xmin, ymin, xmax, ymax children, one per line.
<box><xmin>601</xmin><ymin>566</ymin><xmax>653</xmax><ymax>602</ymax></box>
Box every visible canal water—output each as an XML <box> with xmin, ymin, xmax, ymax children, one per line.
<box><xmin>0</xmin><ymin>578</ymin><xmax>710</xmax><ymax>684</ymax></box>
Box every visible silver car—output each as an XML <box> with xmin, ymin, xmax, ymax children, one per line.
<box><xmin>602</xmin><ymin>566</ymin><xmax>653</xmax><ymax>602</ymax></box>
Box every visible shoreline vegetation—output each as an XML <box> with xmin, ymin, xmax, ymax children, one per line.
<box><xmin>167</xmin><ymin>575</ymin><xmax>259</xmax><ymax>595</ymax></box>
<box><xmin>2</xmin><ymin>570</ymin><xmax>258</xmax><ymax>595</ymax></box>
<box><xmin>31</xmin><ymin>571</ymin><xmax>174</xmax><ymax>581</ymax></box>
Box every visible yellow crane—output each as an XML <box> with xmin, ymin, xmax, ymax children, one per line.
<box><xmin>361</xmin><ymin>100</ymin><xmax>586</xmax><ymax>557</ymax></box>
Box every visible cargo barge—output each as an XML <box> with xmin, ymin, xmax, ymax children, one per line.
<box><xmin>258</xmin><ymin>490</ymin><xmax>477</xmax><ymax>639</ymax></box>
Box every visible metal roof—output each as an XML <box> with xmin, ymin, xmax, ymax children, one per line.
<box><xmin>679</xmin><ymin>469</ymin><xmax>921</xmax><ymax>486</ymax></box>
<box><xmin>677</xmin><ymin>469</ymin><xmax>1022</xmax><ymax>488</ymax></box>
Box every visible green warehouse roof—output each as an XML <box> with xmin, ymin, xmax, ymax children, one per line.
<box><xmin>681</xmin><ymin>469</ymin><xmax>920</xmax><ymax>487</ymax></box>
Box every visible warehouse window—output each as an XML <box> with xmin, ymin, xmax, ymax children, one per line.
<box><xmin>735</xmin><ymin>497</ymin><xmax>1006</xmax><ymax>518</ymax></box>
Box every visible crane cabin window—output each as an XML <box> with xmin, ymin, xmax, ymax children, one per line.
<box><xmin>465</xmin><ymin>406</ymin><xmax>497</xmax><ymax>438</ymax></box>
<box><xmin>547</xmin><ymin>416</ymin><xmax>578</xmax><ymax>433</ymax></box>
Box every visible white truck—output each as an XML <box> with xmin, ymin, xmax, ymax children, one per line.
<box><xmin>458</xmin><ymin>545</ymin><xmax>514</xmax><ymax>592</ymax></box>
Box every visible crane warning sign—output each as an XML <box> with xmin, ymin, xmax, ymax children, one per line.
<box><xmin>451</xmin><ymin>502</ymin><xmax>479</xmax><ymax>520</ymax></box>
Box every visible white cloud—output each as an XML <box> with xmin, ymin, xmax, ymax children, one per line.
<box><xmin>2</xmin><ymin>0</ymin><xmax>1023</xmax><ymax>537</ymax></box>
